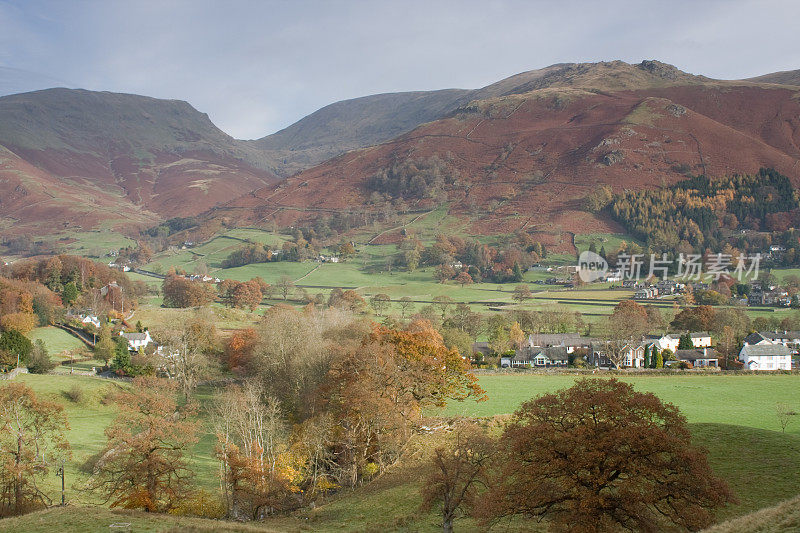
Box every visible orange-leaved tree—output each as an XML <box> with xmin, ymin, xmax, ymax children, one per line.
<box><xmin>0</xmin><ymin>382</ymin><xmax>70</xmax><ymax>516</ymax></box>
<box><xmin>88</xmin><ymin>376</ymin><xmax>199</xmax><ymax>512</ymax></box>
<box><xmin>317</xmin><ymin>320</ymin><xmax>486</xmax><ymax>486</ymax></box>
<box><xmin>482</xmin><ymin>378</ymin><xmax>734</xmax><ymax>532</ymax></box>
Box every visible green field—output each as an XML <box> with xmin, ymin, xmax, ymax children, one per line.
<box><xmin>28</xmin><ymin>326</ymin><xmax>86</xmax><ymax>355</ymax></box>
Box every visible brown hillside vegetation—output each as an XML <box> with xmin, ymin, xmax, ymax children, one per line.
<box><xmin>211</xmin><ymin>61</ymin><xmax>800</xmax><ymax>245</ymax></box>
<box><xmin>703</xmin><ymin>494</ymin><xmax>800</xmax><ymax>533</ymax></box>
<box><xmin>0</xmin><ymin>89</ymin><xmax>277</xmax><ymax>236</ymax></box>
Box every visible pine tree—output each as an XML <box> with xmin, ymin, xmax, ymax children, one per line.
<box><xmin>655</xmin><ymin>348</ymin><xmax>664</xmax><ymax>369</ymax></box>
<box><xmin>644</xmin><ymin>345</ymin><xmax>651</xmax><ymax>368</ymax></box>
<box><xmin>589</xmin><ymin>242</ymin><xmax>597</xmax><ymax>254</ymax></box>
<box><xmin>599</xmin><ymin>246</ymin><xmax>606</xmax><ymax>258</ymax></box>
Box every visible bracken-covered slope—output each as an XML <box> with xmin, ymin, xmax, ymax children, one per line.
<box><xmin>213</xmin><ymin>61</ymin><xmax>800</xmax><ymax>250</ymax></box>
<box><xmin>0</xmin><ymin>88</ymin><xmax>277</xmax><ymax>235</ymax></box>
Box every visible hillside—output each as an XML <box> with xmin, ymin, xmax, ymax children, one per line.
<box><xmin>747</xmin><ymin>69</ymin><xmax>800</xmax><ymax>86</ymax></box>
<box><xmin>0</xmin><ymin>89</ymin><xmax>277</xmax><ymax>236</ymax></box>
<box><xmin>251</xmin><ymin>89</ymin><xmax>470</xmax><ymax>176</ymax></box>
<box><xmin>212</xmin><ymin>60</ymin><xmax>800</xmax><ymax>251</ymax></box>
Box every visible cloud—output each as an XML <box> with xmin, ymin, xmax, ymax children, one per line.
<box><xmin>0</xmin><ymin>0</ymin><xmax>798</xmax><ymax>138</ymax></box>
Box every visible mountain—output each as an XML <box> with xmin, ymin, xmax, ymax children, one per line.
<box><xmin>212</xmin><ymin>60</ymin><xmax>800</xmax><ymax>252</ymax></box>
<box><xmin>250</xmin><ymin>60</ymin><xmax>707</xmax><ymax>177</ymax></box>
<box><xmin>746</xmin><ymin>69</ymin><xmax>800</xmax><ymax>86</ymax></box>
<box><xmin>0</xmin><ymin>88</ymin><xmax>277</xmax><ymax>235</ymax></box>
<box><xmin>250</xmin><ymin>89</ymin><xmax>470</xmax><ymax>176</ymax></box>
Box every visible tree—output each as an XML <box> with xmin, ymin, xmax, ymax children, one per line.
<box><xmin>213</xmin><ymin>381</ymin><xmax>299</xmax><ymax>519</ymax></box>
<box><xmin>152</xmin><ymin>311</ymin><xmax>218</xmax><ymax>400</ymax></box>
<box><xmin>776</xmin><ymin>403</ymin><xmax>797</xmax><ymax>433</ymax></box>
<box><xmin>433</xmin><ymin>295</ymin><xmax>455</xmax><ymax>319</ymax></box>
<box><xmin>435</xmin><ymin>264</ymin><xmax>456</xmax><ymax>283</ymax></box>
<box><xmin>420</xmin><ymin>423</ymin><xmax>495</xmax><ymax>533</ymax></box>
<box><xmin>0</xmin><ymin>313</ymin><xmax>37</xmax><ymax>334</ymax></box>
<box><xmin>88</xmin><ymin>377</ymin><xmax>199</xmax><ymax>512</ymax></box>
<box><xmin>398</xmin><ymin>296</ymin><xmax>414</xmax><ymax>318</ymax></box>
<box><xmin>484</xmin><ymin>379</ymin><xmax>733</xmax><ymax>532</ymax></box>
<box><xmin>0</xmin><ymin>330</ymin><xmax>32</xmax><ymax>366</ymax></box>
<box><xmin>454</xmin><ymin>272</ymin><xmax>473</xmax><ymax>287</ymax></box>
<box><xmin>276</xmin><ymin>276</ymin><xmax>295</xmax><ymax>301</ymax></box>
<box><xmin>509</xmin><ymin>322</ymin><xmax>525</xmax><ymax>350</ymax></box>
<box><xmin>656</xmin><ymin>349</ymin><xmax>667</xmax><ymax>368</ymax></box>
<box><xmin>652</xmin><ymin>346</ymin><xmax>661</xmax><ymax>369</ymax></box>
<box><xmin>26</xmin><ymin>340</ymin><xmax>55</xmax><ymax>374</ymax></box>
<box><xmin>512</xmin><ymin>284</ymin><xmax>533</xmax><ymax>303</ymax></box>
<box><xmin>678</xmin><ymin>333</ymin><xmax>695</xmax><ymax>350</ymax></box>
<box><xmin>643</xmin><ymin>344</ymin><xmax>651</xmax><ymax>368</ymax></box>
<box><xmin>62</xmin><ymin>282</ymin><xmax>79</xmax><ymax>307</ymax></box>
<box><xmin>369</xmin><ymin>293</ymin><xmax>391</xmax><ymax>317</ymax></box>
<box><xmin>94</xmin><ymin>324</ymin><xmax>115</xmax><ymax>366</ymax></box>
<box><xmin>162</xmin><ymin>273</ymin><xmax>216</xmax><ymax>308</ymax></box>
<box><xmin>0</xmin><ymin>383</ymin><xmax>70</xmax><ymax>516</ymax></box>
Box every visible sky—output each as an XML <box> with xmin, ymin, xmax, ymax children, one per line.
<box><xmin>0</xmin><ymin>0</ymin><xmax>798</xmax><ymax>139</ymax></box>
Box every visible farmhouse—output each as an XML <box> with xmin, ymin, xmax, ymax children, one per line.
<box><xmin>739</xmin><ymin>344</ymin><xmax>792</xmax><ymax>370</ymax></box>
<box><xmin>654</xmin><ymin>332</ymin><xmax>712</xmax><ymax>352</ymax></box>
<box><xmin>671</xmin><ymin>348</ymin><xmax>719</xmax><ymax>368</ymax></box>
<box><xmin>501</xmin><ymin>347</ymin><xmax>569</xmax><ymax>368</ymax></box>
<box><xmin>524</xmin><ymin>333</ymin><xmax>596</xmax><ymax>353</ymax></box>
<box><xmin>120</xmin><ymin>331</ymin><xmax>152</xmax><ymax>351</ymax></box>
<box><xmin>587</xmin><ymin>342</ymin><xmax>645</xmax><ymax>369</ymax></box>
<box><xmin>80</xmin><ymin>314</ymin><xmax>101</xmax><ymax>328</ymax></box>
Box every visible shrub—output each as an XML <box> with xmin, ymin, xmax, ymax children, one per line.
<box><xmin>27</xmin><ymin>339</ymin><xmax>56</xmax><ymax>374</ymax></box>
<box><xmin>63</xmin><ymin>384</ymin><xmax>85</xmax><ymax>404</ymax></box>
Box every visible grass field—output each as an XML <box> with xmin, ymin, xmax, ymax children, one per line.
<box><xmin>28</xmin><ymin>327</ymin><xmax>85</xmax><ymax>356</ymax></box>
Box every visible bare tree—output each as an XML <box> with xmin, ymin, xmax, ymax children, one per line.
<box><xmin>152</xmin><ymin>310</ymin><xmax>218</xmax><ymax>400</ymax></box>
<box><xmin>776</xmin><ymin>403</ymin><xmax>797</xmax><ymax>433</ymax></box>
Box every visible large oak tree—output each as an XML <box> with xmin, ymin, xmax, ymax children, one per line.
<box><xmin>484</xmin><ymin>379</ymin><xmax>733</xmax><ymax>532</ymax></box>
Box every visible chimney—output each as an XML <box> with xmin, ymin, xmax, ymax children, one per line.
<box><xmin>703</xmin><ymin>347</ymin><xmax>707</xmax><ymax>357</ymax></box>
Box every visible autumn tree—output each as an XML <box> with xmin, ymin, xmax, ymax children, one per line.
<box><xmin>0</xmin><ymin>330</ymin><xmax>32</xmax><ymax>367</ymax></box>
<box><xmin>213</xmin><ymin>380</ymin><xmax>300</xmax><ymax>519</ymax></box>
<box><xmin>88</xmin><ymin>377</ymin><xmax>199</xmax><ymax>512</ymax></box>
<box><xmin>512</xmin><ymin>284</ymin><xmax>533</xmax><ymax>303</ymax></box>
<box><xmin>152</xmin><ymin>310</ymin><xmax>218</xmax><ymax>400</ymax></box>
<box><xmin>316</xmin><ymin>321</ymin><xmax>486</xmax><ymax>486</ymax></box>
<box><xmin>483</xmin><ymin>379</ymin><xmax>733</xmax><ymax>532</ymax></box>
<box><xmin>433</xmin><ymin>295</ymin><xmax>455</xmax><ymax>319</ymax></box>
<box><xmin>224</xmin><ymin>328</ymin><xmax>259</xmax><ymax>371</ymax></box>
<box><xmin>776</xmin><ymin>403</ymin><xmax>797</xmax><ymax>433</ymax></box>
<box><xmin>0</xmin><ymin>383</ymin><xmax>70</xmax><ymax>516</ymax></box>
<box><xmin>369</xmin><ymin>293</ymin><xmax>391</xmax><ymax>316</ymax></box>
<box><xmin>398</xmin><ymin>296</ymin><xmax>414</xmax><ymax>318</ymax></box>
<box><xmin>162</xmin><ymin>273</ymin><xmax>216</xmax><ymax>308</ymax></box>
<box><xmin>454</xmin><ymin>272</ymin><xmax>473</xmax><ymax>287</ymax></box>
<box><xmin>420</xmin><ymin>423</ymin><xmax>495</xmax><ymax>533</ymax></box>
<box><xmin>435</xmin><ymin>264</ymin><xmax>456</xmax><ymax>283</ymax></box>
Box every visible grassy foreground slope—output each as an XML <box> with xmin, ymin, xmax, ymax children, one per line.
<box><xmin>704</xmin><ymin>494</ymin><xmax>800</xmax><ymax>533</ymax></box>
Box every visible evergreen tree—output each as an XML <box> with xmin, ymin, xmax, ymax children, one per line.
<box><xmin>644</xmin><ymin>345</ymin><xmax>651</xmax><ymax>368</ymax></box>
<box><xmin>588</xmin><ymin>242</ymin><xmax>597</xmax><ymax>254</ymax></box>
<box><xmin>512</xmin><ymin>263</ymin><xmax>524</xmax><ymax>282</ymax></box>
<box><xmin>599</xmin><ymin>246</ymin><xmax>607</xmax><ymax>258</ymax></box>
<box><xmin>655</xmin><ymin>348</ymin><xmax>664</xmax><ymax>369</ymax></box>
<box><xmin>678</xmin><ymin>333</ymin><xmax>694</xmax><ymax>350</ymax></box>
<box><xmin>62</xmin><ymin>281</ymin><xmax>79</xmax><ymax>306</ymax></box>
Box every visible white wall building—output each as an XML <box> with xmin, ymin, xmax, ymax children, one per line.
<box><xmin>739</xmin><ymin>344</ymin><xmax>792</xmax><ymax>370</ymax></box>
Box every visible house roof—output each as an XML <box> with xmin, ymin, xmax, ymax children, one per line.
<box><xmin>759</xmin><ymin>331</ymin><xmax>800</xmax><ymax>341</ymax></box>
<box><xmin>740</xmin><ymin>344</ymin><xmax>792</xmax><ymax>357</ymax></box>
<box><xmin>527</xmin><ymin>333</ymin><xmax>582</xmax><ymax>346</ymax></box>
<box><xmin>121</xmin><ymin>332</ymin><xmax>149</xmax><ymax>341</ymax></box>
<box><xmin>743</xmin><ymin>332</ymin><xmax>768</xmax><ymax>345</ymax></box>
<box><xmin>674</xmin><ymin>348</ymin><xmax>718</xmax><ymax>361</ymax></box>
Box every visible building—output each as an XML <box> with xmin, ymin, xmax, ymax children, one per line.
<box><xmin>80</xmin><ymin>315</ymin><xmax>101</xmax><ymax>328</ymax></box>
<box><xmin>671</xmin><ymin>348</ymin><xmax>719</xmax><ymax>368</ymax></box>
<box><xmin>587</xmin><ymin>342</ymin><xmax>645</xmax><ymax>369</ymax></box>
<box><xmin>654</xmin><ymin>332</ymin><xmax>712</xmax><ymax>352</ymax></box>
<box><xmin>501</xmin><ymin>346</ymin><xmax>569</xmax><ymax>368</ymax></box>
<box><xmin>120</xmin><ymin>331</ymin><xmax>152</xmax><ymax>351</ymax></box>
<box><xmin>739</xmin><ymin>344</ymin><xmax>793</xmax><ymax>370</ymax></box>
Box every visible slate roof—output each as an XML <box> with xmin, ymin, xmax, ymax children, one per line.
<box><xmin>740</xmin><ymin>344</ymin><xmax>792</xmax><ymax>357</ymax></box>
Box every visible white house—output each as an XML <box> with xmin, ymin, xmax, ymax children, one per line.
<box><xmin>501</xmin><ymin>346</ymin><xmax>569</xmax><ymax>368</ymax></box>
<box><xmin>655</xmin><ymin>332</ymin><xmax>712</xmax><ymax>352</ymax></box>
<box><xmin>120</xmin><ymin>331</ymin><xmax>152</xmax><ymax>351</ymax></box>
<box><xmin>739</xmin><ymin>344</ymin><xmax>792</xmax><ymax>371</ymax></box>
<box><xmin>80</xmin><ymin>315</ymin><xmax>101</xmax><ymax>328</ymax></box>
